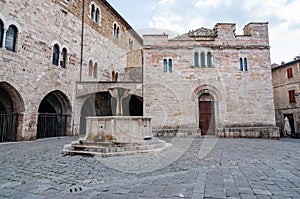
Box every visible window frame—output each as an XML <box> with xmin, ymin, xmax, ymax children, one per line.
<box><xmin>168</xmin><ymin>59</ymin><xmax>173</xmax><ymax>73</ymax></box>
<box><xmin>60</xmin><ymin>47</ymin><xmax>67</xmax><ymax>68</ymax></box>
<box><xmin>200</xmin><ymin>52</ymin><xmax>205</xmax><ymax>67</ymax></box>
<box><xmin>163</xmin><ymin>59</ymin><xmax>168</xmax><ymax>72</ymax></box>
<box><xmin>91</xmin><ymin>4</ymin><xmax>95</xmax><ymax>20</ymax></box>
<box><xmin>289</xmin><ymin>90</ymin><xmax>296</xmax><ymax>103</ymax></box>
<box><xmin>52</xmin><ymin>44</ymin><xmax>60</xmax><ymax>66</ymax></box>
<box><xmin>207</xmin><ymin>52</ymin><xmax>212</xmax><ymax>67</ymax></box>
<box><xmin>88</xmin><ymin>60</ymin><xmax>93</xmax><ymax>76</ymax></box>
<box><xmin>0</xmin><ymin>20</ymin><xmax>4</xmax><ymax>48</ymax></box>
<box><xmin>5</xmin><ymin>25</ymin><xmax>18</xmax><ymax>52</ymax></box>
<box><xmin>93</xmin><ymin>62</ymin><xmax>98</xmax><ymax>78</ymax></box>
<box><xmin>194</xmin><ymin>52</ymin><xmax>199</xmax><ymax>67</ymax></box>
<box><xmin>287</xmin><ymin>68</ymin><xmax>293</xmax><ymax>79</ymax></box>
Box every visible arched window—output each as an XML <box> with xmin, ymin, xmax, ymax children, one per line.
<box><xmin>200</xmin><ymin>52</ymin><xmax>205</xmax><ymax>67</ymax></box>
<box><xmin>88</xmin><ymin>60</ymin><xmax>93</xmax><ymax>76</ymax></box>
<box><xmin>95</xmin><ymin>8</ymin><xmax>100</xmax><ymax>23</ymax></box>
<box><xmin>194</xmin><ymin>52</ymin><xmax>199</xmax><ymax>67</ymax></box>
<box><xmin>93</xmin><ymin>63</ymin><xmax>98</xmax><ymax>78</ymax></box>
<box><xmin>5</xmin><ymin>25</ymin><xmax>18</xmax><ymax>52</ymax></box>
<box><xmin>113</xmin><ymin>23</ymin><xmax>117</xmax><ymax>38</ymax></box>
<box><xmin>207</xmin><ymin>52</ymin><xmax>212</xmax><ymax>67</ymax></box>
<box><xmin>52</xmin><ymin>44</ymin><xmax>60</xmax><ymax>66</ymax></box>
<box><xmin>61</xmin><ymin>48</ymin><xmax>67</xmax><ymax>68</ymax></box>
<box><xmin>91</xmin><ymin>4</ymin><xmax>95</xmax><ymax>20</ymax></box>
<box><xmin>239</xmin><ymin>58</ymin><xmax>243</xmax><ymax>71</ymax></box>
<box><xmin>0</xmin><ymin>20</ymin><xmax>4</xmax><ymax>48</ymax></box>
<box><xmin>168</xmin><ymin>59</ymin><xmax>173</xmax><ymax>73</ymax></box>
<box><xmin>163</xmin><ymin>59</ymin><xmax>168</xmax><ymax>72</ymax></box>
<box><xmin>116</xmin><ymin>26</ymin><xmax>119</xmax><ymax>39</ymax></box>
<box><xmin>244</xmin><ymin>58</ymin><xmax>248</xmax><ymax>71</ymax></box>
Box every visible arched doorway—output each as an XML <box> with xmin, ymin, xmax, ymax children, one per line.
<box><xmin>199</xmin><ymin>93</ymin><xmax>215</xmax><ymax>135</ymax></box>
<box><xmin>37</xmin><ymin>91</ymin><xmax>71</xmax><ymax>138</ymax></box>
<box><xmin>0</xmin><ymin>82</ymin><xmax>25</xmax><ymax>142</ymax></box>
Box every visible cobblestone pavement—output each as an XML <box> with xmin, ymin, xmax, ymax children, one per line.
<box><xmin>1</xmin><ymin>136</ymin><xmax>300</xmax><ymax>199</ymax></box>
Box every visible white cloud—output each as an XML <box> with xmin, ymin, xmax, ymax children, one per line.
<box><xmin>146</xmin><ymin>0</ymin><xmax>300</xmax><ymax>63</ymax></box>
<box><xmin>195</xmin><ymin>0</ymin><xmax>232</xmax><ymax>8</ymax></box>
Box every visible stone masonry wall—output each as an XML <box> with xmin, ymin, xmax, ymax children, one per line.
<box><xmin>143</xmin><ymin>23</ymin><xmax>279</xmax><ymax>138</ymax></box>
<box><xmin>272</xmin><ymin>61</ymin><xmax>300</xmax><ymax>134</ymax></box>
<box><xmin>0</xmin><ymin>0</ymin><xmax>142</xmax><ymax>140</ymax></box>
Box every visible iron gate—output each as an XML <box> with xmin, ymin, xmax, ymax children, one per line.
<box><xmin>0</xmin><ymin>112</ymin><xmax>18</xmax><ymax>142</ymax></box>
<box><xmin>37</xmin><ymin>113</ymin><xmax>67</xmax><ymax>138</ymax></box>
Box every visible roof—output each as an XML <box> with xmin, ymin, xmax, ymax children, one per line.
<box><xmin>102</xmin><ymin>0</ymin><xmax>143</xmax><ymax>44</ymax></box>
<box><xmin>272</xmin><ymin>59</ymin><xmax>300</xmax><ymax>71</ymax></box>
<box><xmin>173</xmin><ymin>27</ymin><xmax>217</xmax><ymax>41</ymax></box>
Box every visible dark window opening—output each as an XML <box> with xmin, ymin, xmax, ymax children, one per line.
<box><xmin>194</xmin><ymin>52</ymin><xmax>199</xmax><ymax>67</ymax></box>
<box><xmin>61</xmin><ymin>48</ymin><xmax>67</xmax><ymax>68</ymax></box>
<box><xmin>52</xmin><ymin>44</ymin><xmax>60</xmax><ymax>66</ymax></box>
<box><xmin>244</xmin><ymin>58</ymin><xmax>248</xmax><ymax>71</ymax></box>
<box><xmin>168</xmin><ymin>59</ymin><xmax>173</xmax><ymax>73</ymax></box>
<box><xmin>239</xmin><ymin>58</ymin><xmax>243</xmax><ymax>71</ymax></box>
<box><xmin>0</xmin><ymin>20</ymin><xmax>4</xmax><ymax>48</ymax></box>
<box><xmin>5</xmin><ymin>25</ymin><xmax>18</xmax><ymax>52</ymax></box>
<box><xmin>163</xmin><ymin>59</ymin><xmax>168</xmax><ymax>72</ymax></box>
<box><xmin>207</xmin><ymin>52</ymin><xmax>212</xmax><ymax>67</ymax></box>
<box><xmin>200</xmin><ymin>52</ymin><xmax>205</xmax><ymax>67</ymax></box>
<box><xmin>95</xmin><ymin>8</ymin><xmax>100</xmax><ymax>23</ymax></box>
<box><xmin>91</xmin><ymin>4</ymin><xmax>95</xmax><ymax>20</ymax></box>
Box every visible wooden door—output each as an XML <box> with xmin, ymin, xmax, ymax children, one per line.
<box><xmin>199</xmin><ymin>101</ymin><xmax>215</xmax><ymax>135</ymax></box>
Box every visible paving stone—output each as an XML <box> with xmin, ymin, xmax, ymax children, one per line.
<box><xmin>1</xmin><ymin>137</ymin><xmax>300</xmax><ymax>198</ymax></box>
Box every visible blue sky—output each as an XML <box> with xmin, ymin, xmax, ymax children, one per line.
<box><xmin>107</xmin><ymin>0</ymin><xmax>300</xmax><ymax>64</ymax></box>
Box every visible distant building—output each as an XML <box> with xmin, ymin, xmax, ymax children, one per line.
<box><xmin>272</xmin><ymin>57</ymin><xmax>300</xmax><ymax>136</ymax></box>
<box><xmin>143</xmin><ymin>23</ymin><xmax>279</xmax><ymax>138</ymax></box>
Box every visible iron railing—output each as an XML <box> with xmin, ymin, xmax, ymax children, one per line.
<box><xmin>37</xmin><ymin>113</ymin><xmax>67</xmax><ymax>138</ymax></box>
<box><xmin>0</xmin><ymin>112</ymin><xmax>18</xmax><ymax>142</ymax></box>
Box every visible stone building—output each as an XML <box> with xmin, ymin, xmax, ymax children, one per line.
<box><xmin>0</xmin><ymin>0</ymin><xmax>143</xmax><ymax>141</ymax></box>
<box><xmin>143</xmin><ymin>23</ymin><xmax>279</xmax><ymax>138</ymax></box>
<box><xmin>272</xmin><ymin>57</ymin><xmax>300</xmax><ymax>136</ymax></box>
<box><xmin>1</xmin><ymin>0</ymin><xmax>280</xmax><ymax>142</ymax></box>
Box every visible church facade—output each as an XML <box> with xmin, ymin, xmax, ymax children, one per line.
<box><xmin>0</xmin><ymin>0</ymin><xmax>279</xmax><ymax>142</ymax></box>
<box><xmin>143</xmin><ymin>23</ymin><xmax>279</xmax><ymax>137</ymax></box>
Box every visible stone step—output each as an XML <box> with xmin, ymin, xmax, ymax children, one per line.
<box><xmin>70</xmin><ymin>141</ymin><xmax>166</xmax><ymax>153</ymax></box>
<box><xmin>63</xmin><ymin>142</ymin><xmax>172</xmax><ymax>157</ymax></box>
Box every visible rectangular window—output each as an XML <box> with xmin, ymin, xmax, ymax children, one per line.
<box><xmin>287</xmin><ymin>68</ymin><xmax>293</xmax><ymax>78</ymax></box>
<box><xmin>289</xmin><ymin>90</ymin><xmax>296</xmax><ymax>103</ymax></box>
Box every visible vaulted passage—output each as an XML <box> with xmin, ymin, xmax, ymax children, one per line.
<box><xmin>0</xmin><ymin>82</ymin><xmax>24</xmax><ymax>142</ymax></box>
<box><xmin>37</xmin><ymin>91</ymin><xmax>71</xmax><ymax>139</ymax></box>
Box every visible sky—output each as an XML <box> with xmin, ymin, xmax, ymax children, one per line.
<box><xmin>107</xmin><ymin>0</ymin><xmax>300</xmax><ymax>64</ymax></box>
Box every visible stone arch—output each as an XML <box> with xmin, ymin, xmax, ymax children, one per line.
<box><xmin>192</xmin><ymin>84</ymin><xmax>222</xmax><ymax>101</ymax></box>
<box><xmin>0</xmin><ymin>82</ymin><xmax>25</xmax><ymax>141</ymax></box>
<box><xmin>192</xmin><ymin>85</ymin><xmax>222</xmax><ymax>135</ymax></box>
<box><xmin>6</xmin><ymin>20</ymin><xmax>22</xmax><ymax>33</ymax></box>
<box><xmin>37</xmin><ymin>90</ymin><xmax>72</xmax><ymax>138</ymax></box>
<box><xmin>0</xmin><ymin>82</ymin><xmax>25</xmax><ymax>113</ymax></box>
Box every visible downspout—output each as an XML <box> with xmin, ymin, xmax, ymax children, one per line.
<box><xmin>72</xmin><ymin>0</ymin><xmax>85</xmax><ymax>136</ymax></box>
<box><xmin>79</xmin><ymin>0</ymin><xmax>85</xmax><ymax>82</ymax></box>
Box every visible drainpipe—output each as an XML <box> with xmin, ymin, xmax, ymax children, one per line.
<box><xmin>79</xmin><ymin>0</ymin><xmax>85</xmax><ymax>82</ymax></box>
